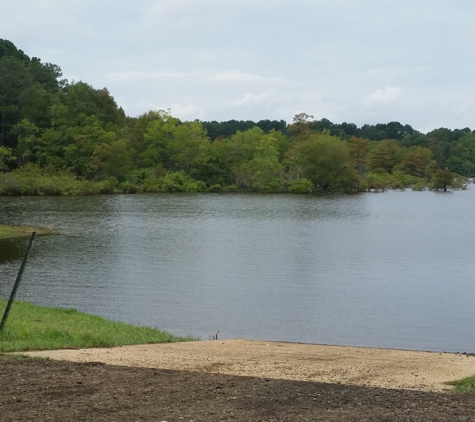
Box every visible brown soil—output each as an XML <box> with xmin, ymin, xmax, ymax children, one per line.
<box><xmin>2</xmin><ymin>340</ymin><xmax>475</xmax><ymax>421</ymax></box>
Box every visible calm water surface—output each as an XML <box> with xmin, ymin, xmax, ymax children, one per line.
<box><xmin>1</xmin><ymin>189</ymin><xmax>475</xmax><ymax>352</ymax></box>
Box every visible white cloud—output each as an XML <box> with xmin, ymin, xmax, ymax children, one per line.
<box><xmin>363</xmin><ymin>86</ymin><xmax>403</xmax><ymax>105</ymax></box>
<box><xmin>169</xmin><ymin>103</ymin><xmax>205</xmax><ymax>120</ymax></box>
<box><xmin>209</xmin><ymin>71</ymin><xmax>262</xmax><ymax>82</ymax></box>
<box><xmin>235</xmin><ymin>91</ymin><xmax>272</xmax><ymax>107</ymax></box>
<box><xmin>107</xmin><ymin>71</ymin><xmax>190</xmax><ymax>82</ymax></box>
<box><xmin>3</xmin><ymin>1</ymin><xmax>475</xmax><ymax>129</ymax></box>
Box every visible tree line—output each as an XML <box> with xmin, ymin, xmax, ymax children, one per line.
<box><xmin>0</xmin><ymin>39</ymin><xmax>471</xmax><ymax>195</ymax></box>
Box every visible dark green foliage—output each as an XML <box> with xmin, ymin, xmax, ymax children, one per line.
<box><xmin>0</xmin><ymin>39</ymin><xmax>29</xmax><ymax>61</ymax></box>
<box><xmin>0</xmin><ymin>57</ymin><xmax>33</xmax><ymax>147</ymax></box>
<box><xmin>202</xmin><ymin>119</ymin><xmax>287</xmax><ymax>140</ymax></box>
<box><xmin>297</xmin><ymin>118</ymin><xmax>416</xmax><ymax>141</ymax></box>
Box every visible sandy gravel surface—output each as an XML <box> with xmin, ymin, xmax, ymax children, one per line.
<box><xmin>24</xmin><ymin>339</ymin><xmax>475</xmax><ymax>392</ymax></box>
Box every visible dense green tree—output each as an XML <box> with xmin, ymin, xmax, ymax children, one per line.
<box><xmin>62</xmin><ymin>115</ymin><xmax>119</xmax><ymax>176</ymax></box>
<box><xmin>62</xmin><ymin>82</ymin><xmax>125</xmax><ymax>126</ymax></box>
<box><xmin>285</xmin><ymin>131</ymin><xmax>360</xmax><ymax>192</ymax></box>
<box><xmin>445</xmin><ymin>132</ymin><xmax>475</xmax><ymax>176</ymax></box>
<box><xmin>256</xmin><ymin>119</ymin><xmax>287</xmax><ymax>135</ymax></box>
<box><xmin>400</xmin><ymin>147</ymin><xmax>437</xmax><ymax>178</ymax></box>
<box><xmin>287</xmin><ymin>113</ymin><xmax>315</xmax><ymax>141</ymax></box>
<box><xmin>368</xmin><ymin>139</ymin><xmax>400</xmax><ymax>173</ymax></box>
<box><xmin>201</xmin><ymin>119</ymin><xmax>287</xmax><ymax>141</ymax></box>
<box><xmin>89</xmin><ymin>139</ymin><xmax>132</xmax><ymax>181</ymax></box>
<box><xmin>210</xmin><ymin>127</ymin><xmax>264</xmax><ymax>185</ymax></box>
<box><xmin>125</xmin><ymin>111</ymin><xmax>165</xmax><ymax>156</ymax></box>
<box><xmin>168</xmin><ymin>120</ymin><xmax>211</xmax><ymax>178</ymax></box>
<box><xmin>0</xmin><ymin>146</ymin><xmax>15</xmax><ymax>171</ymax></box>
<box><xmin>139</xmin><ymin>111</ymin><xmax>180</xmax><ymax>168</ymax></box>
<box><xmin>13</xmin><ymin>118</ymin><xmax>42</xmax><ymax>166</ymax></box>
<box><xmin>0</xmin><ymin>39</ymin><xmax>29</xmax><ymax>61</ymax></box>
<box><xmin>28</xmin><ymin>58</ymin><xmax>65</xmax><ymax>92</ymax></box>
<box><xmin>241</xmin><ymin>133</ymin><xmax>283</xmax><ymax>192</ymax></box>
<box><xmin>201</xmin><ymin>119</ymin><xmax>255</xmax><ymax>140</ymax></box>
<box><xmin>347</xmin><ymin>136</ymin><xmax>370</xmax><ymax>175</ymax></box>
<box><xmin>0</xmin><ymin>57</ymin><xmax>33</xmax><ymax>146</ymax></box>
<box><xmin>358</xmin><ymin>122</ymin><xmax>414</xmax><ymax>141</ymax></box>
<box><xmin>430</xmin><ymin>169</ymin><xmax>459</xmax><ymax>191</ymax></box>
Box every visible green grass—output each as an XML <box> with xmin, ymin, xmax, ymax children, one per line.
<box><xmin>0</xmin><ymin>224</ymin><xmax>50</xmax><ymax>240</ymax></box>
<box><xmin>448</xmin><ymin>375</ymin><xmax>475</xmax><ymax>393</ymax></box>
<box><xmin>0</xmin><ymin>299</ymin><xmax>194</xmax><ymax>352</ymax></box>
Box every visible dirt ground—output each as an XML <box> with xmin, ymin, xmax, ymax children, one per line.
<box><xmin>2</xmin><ymin>339</ymin><xmax>475</xmax><ymax>421</ymax></box>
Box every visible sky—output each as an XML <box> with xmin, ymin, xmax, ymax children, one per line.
<box><xmin>2</xmin><ymin>0</ymin><xmax>475</xmax><ymax>132</ymax></box>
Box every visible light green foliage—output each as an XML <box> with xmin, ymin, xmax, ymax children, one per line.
<box><xmin>285</xmin><ymin>131</ymin><xmax>361</xmax><ymax>192</ymax></box>
<box><xmin>0</xmin><ymin>146</ymin><xmax>16</xmax><ymax>171</ymax></box>
<box><xmin>0</xmin><ymin>299</ymin><xmax>193</xmax><ymax>352</ymax></box>
<box><xmin>289</xmin><ymin>178</ymin><xmax>313</xmax><ymax>193</ymax></box>
<box><xmin>448</xmin><ymin>375</ymin><xmax>475</xmax><ymax>393</ymax></box>
<box><xmin>168</xmin><ymin>120</ymin><xmax>211</xmax><ymax>178</ymax></box>
<box><xmin>244</xmin><ymin>132</ymin><xmax>283</xmax><ymax>192</ymax></box>
<box><xmin>364</xmin><ymin>172</ymin><xmax>392</xmax><ymax>191</ymax></box>
<box><xmin>120</xmin><ymin>170</ymin><xmax>207</xmax><ymax>193</ymax></box>
<box><xmin>140</xmin><ymin>113</ymin><xmax>211</xmax><ymax>180</ymax></box>
<box><xmin>400</xmin><ymin>147</ymin><xmax>437</xmax><ymax>178</ymax></box>
<box><xmin>430</xmin><ymin>169</ymin><xmax>466</xmax><ymax>191</ymax></box>
<box><xmin>386</xmin><ymin>170</ymin><xmax>420</xmax><ymax>190</ymax></box>
<box><xmin>210</xmin><ymin>127</ymin><xmax>287</xmax><ymax>190</ymax></box>
<box><xmin>347</xmin><ymin>136</ymin><xmax>370</xmax><ymax>175</ymax></box>
<box><xmin>369</xmin><ymin>139</ymin><xmax>400</xmax><ymax>173</ymax></box>
<box><xmin>212</xmin><ymin>127</ymin><xmax>264</xmax><ymax>183</ymax></box>
<box><xmin>0</xmin><ymin>165</ymin><xmax>116</xmax><ymax>195</ymax></box>
<box><xmin>43</xmin><ymin>113</ymin><xmax>124</xmax><ymax>178</ymax></box>
<box><xmin>140</xmin><ymin>110</ymin><xmax>180</xmax><ymax>168</ymax></box>
<box><xmin>364</xmin><ymin>170</ymin><xmax>421</xmax><ymax>191</ymax></box>
<box><xmin>411</xmin><ymin>180</ymin><xmax>428</xmax><ymax>191</ymax></box>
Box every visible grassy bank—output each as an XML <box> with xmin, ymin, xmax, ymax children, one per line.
<box><xmin>0</xmin><ymin>299</ymin><xmax>193</xmax><ymax>352</ymax></box>
<box><xmin>448</xmin><ymin>375</ymin><xmax>475</xmax><ymax>393</ymax></box>
<box><xmin>0</xmin><ymin>224</ymin><xmax>50</xmax><ymax>240</ymax></box>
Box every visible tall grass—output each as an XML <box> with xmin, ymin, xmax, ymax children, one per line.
<box><xmin>448</xmin><ymin>375</ymin><xmax>475</xmax><ymax>393</ymax></box>
<box><xmin>0</xmin><ymin>299</ymin><xmax>193</xmax><ymax>352</ymax></box>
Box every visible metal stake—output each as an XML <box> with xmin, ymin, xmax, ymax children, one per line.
<box><xmin>0</xmin><ymin>231</ymin><xmax>37</xmax><ymax>331</ymax></box>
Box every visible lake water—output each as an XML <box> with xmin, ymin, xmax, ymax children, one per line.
<box><xmin>1</xmin><ymin>189</ymin><xmax>475</xmax><ymax>352</ymax></box>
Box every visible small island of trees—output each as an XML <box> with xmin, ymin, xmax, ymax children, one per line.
<box><xmin>0</xmin><ymin>39</ymin><xmax>471</xmax><ymax>195</ymax></box>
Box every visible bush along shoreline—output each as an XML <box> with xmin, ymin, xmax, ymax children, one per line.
<box><xmin>0</xmin><ymin>165</ymin><xmax>467</xmax><ymax>196</ymax></box>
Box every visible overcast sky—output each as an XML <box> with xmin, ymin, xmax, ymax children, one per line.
<box><xmin>3</xmin><ymin>0</ymin><xmax>475</xmax><ymax>132</ymax></box>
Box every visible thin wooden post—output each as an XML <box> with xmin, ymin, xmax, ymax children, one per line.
<box><xmin>0</xmin><ymin>231</ymin><xmax>37</xmax><ymax>331</ymax></box>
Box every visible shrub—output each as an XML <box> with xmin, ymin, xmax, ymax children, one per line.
<box><xmin>207</xmin><ymin>184</ymin><xmax>222</xmax><ymax>192</ymax></box>
<box><xmin>289</xmin><ymin>178</ymin><xmax>313</xmax><ymax>194</ymax></box>
<box><xmin>222</xmin><ymin>185</ymin><xmax>238</xmax><ymax>192</ymax></box>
